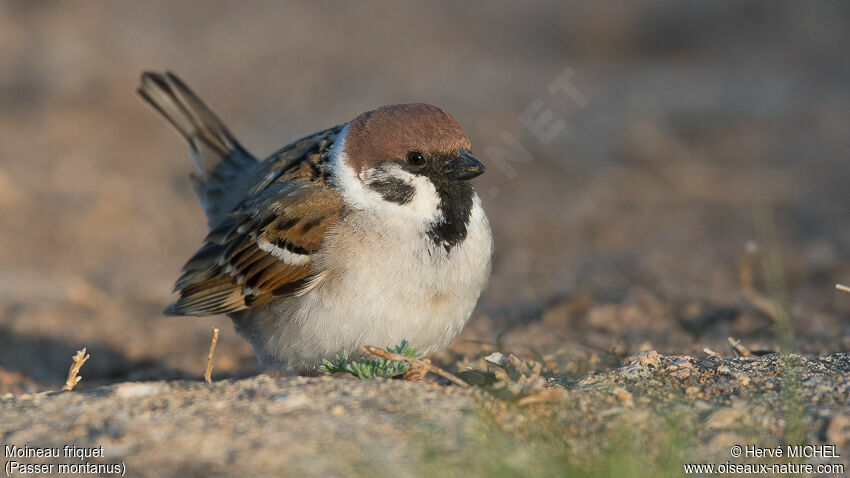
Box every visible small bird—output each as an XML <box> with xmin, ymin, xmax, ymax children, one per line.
<box><xmin>138</xmin><ymin>72</ymin><xmax>493</xmax><ymax>373</ymax></box>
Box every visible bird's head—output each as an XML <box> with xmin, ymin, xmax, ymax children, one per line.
<box><xmin>333</xmin><ymin>103</ymin><xmax>484</xmax><ymax>223</ymax></box>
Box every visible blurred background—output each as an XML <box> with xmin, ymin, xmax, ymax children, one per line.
<box><xmin>1</xmin><ymin>1</ymin><xmax>848</xmax><ymax>392</ymax></box>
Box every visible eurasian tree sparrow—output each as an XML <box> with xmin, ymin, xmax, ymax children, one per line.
<box><xmin>138</xmin><ymin>72</ymin><xmax>493</xmax><ymax>373</ymax></box>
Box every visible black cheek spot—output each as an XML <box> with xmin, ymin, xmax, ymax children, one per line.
<box><xmin>368</xmin><ymin>177</ymin><xmax>415</xmax><ymax>205</ymax></box>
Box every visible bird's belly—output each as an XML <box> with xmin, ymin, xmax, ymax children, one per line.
<box><xmin>256</xmin><ymin>255</ymin><xmax>482</xmax><ymax>372</ymax></box>
<box><xmin>244</xmin><ymin>201</ymin><xmax>492</xmax><ymax>373</ymax></box>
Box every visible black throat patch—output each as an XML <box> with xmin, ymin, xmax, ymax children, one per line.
<box><xmin>427</xmin><ymin>179</ymin><xmax>474</xmax><ymax>253</ymax></box>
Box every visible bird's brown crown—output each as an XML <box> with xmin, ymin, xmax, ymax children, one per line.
<box><xmin>344</xmin><ymin>104</ymin><xmax>471</xmax><ymax>171</ymax></box>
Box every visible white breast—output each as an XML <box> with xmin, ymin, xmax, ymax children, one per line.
<box><xmin>246</xmin><ymin>195</ymin><xmax>491</xmax><ymax>372</ymax></box>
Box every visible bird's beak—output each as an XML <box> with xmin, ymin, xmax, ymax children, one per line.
<box><xmin>442</xmin><ymin>150</ymin><xmax>486</xmax><ymax>181</ymax></box>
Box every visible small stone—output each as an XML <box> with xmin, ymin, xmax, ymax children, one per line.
<box><xmin>330</xmin><ymin>404</ymin><xmax>346</xmax><ymax>416</ymax></box>
<box><xmin>685</xmin><ymin>386</ymin><xmax>700</xmax><ymax>397</ymax></box>
<box><xmin>484</xmin><ymin>352</ymin><xmax>507</xmax><ymax>367</ymax></box>
<box><xmin>706</xmin><ymin>407</ymin><xmax>744</xmax><ymax>430</ymax></box>
<box><xmin>670</xmin><ymin>358</ymin><xmax>691</xmax><ymax>368</ymax></box>
<box><xmin>625</xmin><ymin>350</ymin><xmax>661</xmax><ymax>368</ymax></box>
<box><xmin>716</xmin><ymin>365</ymin><xmax>732</xmax><ymax>375</ymax></box>
<box><xmin>613</xmin><ymin>387</ymin><xmax>633</xmax><ymax>401</ymax></box>
<box><xmin>667</xmin><ymin>359</ymin><xmax>695</xmax><ymax>378</ymax></box>
<box><xmin>274</xmin><ymin>393</ymin><xmax>309</xmax><ymax>409</ymax></box>
<box><xmin>826</xmin><ymin>414</ymin><xmax>850</xmax><ymax>447</ymax></box>
<box><xmin>114</xmin><ymin>382</ymin><xmax>163</xmax><ymax>399</ymax></box>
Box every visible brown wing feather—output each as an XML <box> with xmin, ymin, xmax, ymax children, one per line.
<box><xmin>165</xmin><ymin>126</ymin><xmax>345</xmax><ymax>316</ymax></box>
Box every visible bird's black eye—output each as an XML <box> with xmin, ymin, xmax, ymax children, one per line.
<box><xmin>406</xmin><ymin>151</ymin><xmax>426</xmax><ymax>167</ymax></box>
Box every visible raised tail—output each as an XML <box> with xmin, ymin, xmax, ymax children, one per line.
<box><xmin>138</xmin><ymin>71</ymin><xmax>258</xmax><ymax>225</ymax></box>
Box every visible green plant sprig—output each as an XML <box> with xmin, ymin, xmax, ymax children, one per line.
<box><xmin>320</xmin><ymin>340</ymin><xmax>421</xmax><ymax>380</ymax></box>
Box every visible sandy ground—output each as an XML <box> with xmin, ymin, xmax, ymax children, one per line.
<box><xmin>2</xmin><ymin>352</ymin><xmax>848</xmax><ymax>476</ymax></box>
<box><xmin>0</xmin><ymin>1</ymin><xmax>849</xmax><ymax>475</ymax></box>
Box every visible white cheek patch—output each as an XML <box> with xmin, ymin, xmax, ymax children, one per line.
<box><xmin>383</xmin><ymin>166</ymin><xmax>442</xmax><ymax>220</ymax></box>
<box><xmin>360</xmin><ymin>165</ymin><xmax>442</xmax><ymax>222</ymax></box>
<box><xmin>329</xmin><ymin>125</ymin><xmax>442</xmax><ymax>224</ymax></box>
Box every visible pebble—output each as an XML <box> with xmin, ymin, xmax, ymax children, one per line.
<box><xmin>667</xmin><ymin>359</ymin><xmax>695</xmax><ymax>378</ymax></box>
<box><xmin>705</xmin><ymin>407</ymin><xmax>745</xmax><ymax>429</ymax></box>
<box><xmin>625</xmin><ymin>350</ymin><xmax>661</xmax><ymax>368</ymax></box>
<box><xmin>826</xmin><ymin>415</ymin><xmax>850</xmax><ymax>446</ymax></box>
<box><xmin>612</xmin><ymin>387</ymin><xmax>633</xmax><ymax>401</ymax></box>
<box><xmin>114</xmin><ymin>382</ymin><xmax>164</xmax><ymax>399</ymax></box>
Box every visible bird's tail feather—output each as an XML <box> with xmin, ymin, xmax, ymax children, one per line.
<box><xmin>138</xmin><ymin>71</ymin><xmax>258</xmax><ymax>224</ymax></box>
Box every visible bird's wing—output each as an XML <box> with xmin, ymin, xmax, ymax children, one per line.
<box><xmin>165</xmin><ymin>126</ymin><xmax>346</xmax><ymax>316</ymax></box>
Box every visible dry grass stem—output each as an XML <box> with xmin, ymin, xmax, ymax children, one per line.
<box><xmin>739</xmin><ymin>246</ymin><xmax>785</xmax><ymax>322</ymax></box>
<box><xmin>837</xmin><ymin>284</ymin><xmax>850</xmax><ymax>294</ymax></box>
<box><xmin>728</xmin><ymin>337</ymin><xmax>753</xmax><ymax>357</ymax></box>
<box><xmin>402</xmin><ymin>359</ymin><xmax>429</xmax><ymax>381</ymax></box>
<box><xmin>703</xmin><ymin>347</ymin><xmax>720</xmax><ymax>357</ymax></box>
<box><xmin>205</xmin><ymin>328</ymin><xmax>220</xmax><ymax>383</ymax></box>
<box><xmin>62</xmin><ymin>347</ymin><xmax>90</xmax><ymax>391</ymax></box>
<box><xmin>362</xmin><ymin>346</ymin><xmax>469</xmax><ymax>388</ymax></box>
